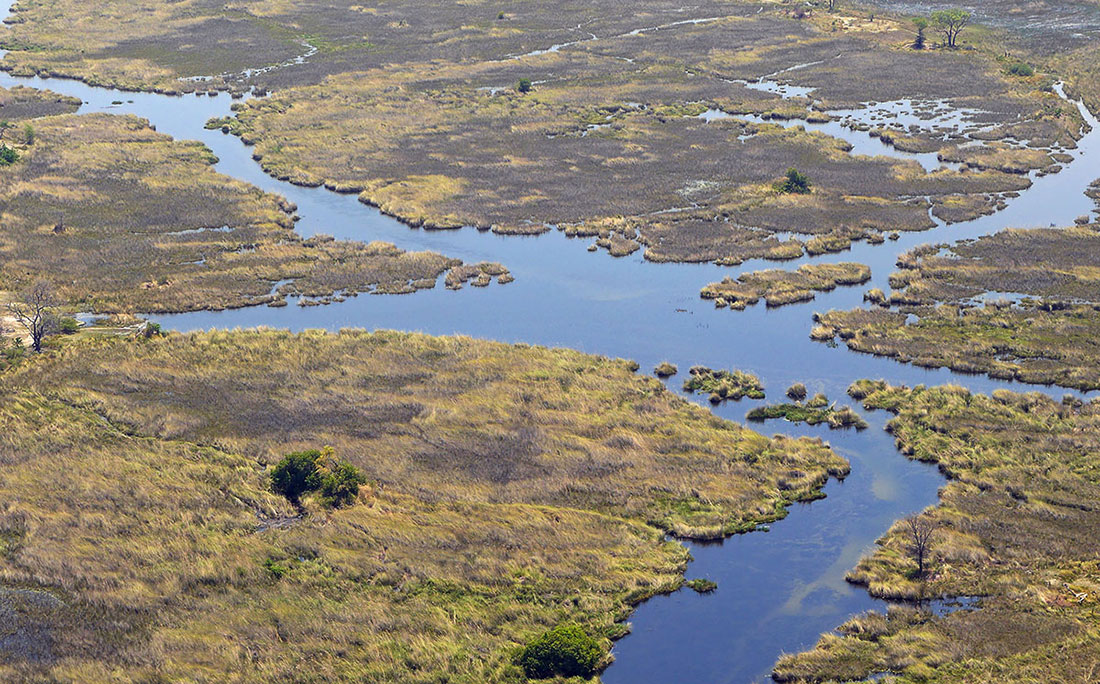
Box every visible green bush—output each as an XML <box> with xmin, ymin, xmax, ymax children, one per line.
<box><xmin>320</xmin><ymin>461</ymin><xmax>368</xmax><ymax>508</ymax></box>
<box><xmin>775</xmin><ymin>167</ymin><xmax>811</xmax><ymax>194</ymax></box>
<box><xmin>58</xmin><ymin>317</ymin><xmax>81</xmax><ymax>335</ymax></box>
<box><xmin>271</xmin><ymin>448</ymin><xmax>367</xmax><ymax>507</ymax></box>
<box><xmin>1007</xmin><ymin>62</ymin><xmax>1034</xmax><ymax>77</ymax></box>
<box><xmin>0</xmin><ymin>144</ymin><xmax>19</xmax><ymax>166</ymax></box>
<box><xmin>519</xmin><ymin>623</ymin><xmax>602</xmax><ymax>679</ymax></box>
<box><xmin>270</xmin><ymin>450</ymin><xmax>322</xmax><ymax>502</ymax></box>
<box><xmin>516</xmin><ymin>78</ymin><xmax>533</xmax><ymax>94</ymax></box>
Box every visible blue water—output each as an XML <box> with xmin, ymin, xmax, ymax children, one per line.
<box><xmin>2</xmin><ymin>4</ymin><xmax>1098</xmax><ymax>680</ymax></box>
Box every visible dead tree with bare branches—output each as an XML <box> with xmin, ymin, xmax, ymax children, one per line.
<box><xmin>7</xmin><ymin>280</ymin><xmax>59</xmax><ymax>352</ymax></box>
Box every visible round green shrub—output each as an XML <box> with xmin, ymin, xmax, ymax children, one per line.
<box><xmin>320</xmin><ymin>461</ymin><xmax>368</xmax><ymax>507</ymax></box>
<box><xmin>270</xmin><ymin>450</ymin><xmax>322</xmax><ymax>502</ymax></box>
<box><xmin>519</xmin><ymin>623</ymin><xmax>602</xmax><ymax>679</ymax></box>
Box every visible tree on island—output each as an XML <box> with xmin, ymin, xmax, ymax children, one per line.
<box><xmin>905</xmin><ymin>514</ymin><xmax>939</xmax><ymax>578</ymax></box>
<box><xmin>932</xmin><ymin>9</ymin><xmax>970</xmax><ymax>48</ymax></box>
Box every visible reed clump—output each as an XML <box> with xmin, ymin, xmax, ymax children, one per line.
<box><xmin>682</xmin><ymin>365</ymin><xmax>765</xmax><ymax>402</ymax></box>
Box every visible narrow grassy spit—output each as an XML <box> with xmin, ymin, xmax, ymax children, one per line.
<box><xmin>701</xmin><ymin>262</ymin><xmax>870</xmax><ymax>310</ymax></box>
<box><xmin>0</xmin><ymin>330</ymin><xmax>848</xmax><ymax>681</ymax></box>
<box><xmin>0</xmin><ymin>110</ymin><xmax>508</xmax><ymax>313</ymax></box>
<box><xmin>773</xmin><ymin>381</ymin><xmax>1100</xmax><ymax>683</ymax></box>
<box><xmin>813</xmin><ymin>226</ymin><xmax>1100</xmax><ymax>390</ymax></box>
<box><xmin>682</xmin><ymin>365</ymin><xmax>765</xmax><ymax>403</ymax></box>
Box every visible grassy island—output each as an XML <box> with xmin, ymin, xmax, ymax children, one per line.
<box><xmin>0</xmin><ymin>104</ymin><xmax>508</xmax><ymax>314</ymax></box>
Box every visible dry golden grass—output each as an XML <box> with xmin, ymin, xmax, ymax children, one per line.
<box><xmin>0</xmin><ymin>329</ymin><xmax>850</xmax><ymax>682</ymax></box>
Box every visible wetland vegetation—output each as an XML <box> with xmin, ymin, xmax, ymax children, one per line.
<box><xmin>682</xmin><ymin>366</ymin><xmax>766</xmax><ymax>403</ymax></box>
<box><xmin>1</xmin><ymin>0</ymin><xmax>1099</xmax><ymax>682</ymax></box>
<box><xmin>702</xmin><ymin>262</ymin><xmax>871</xmax><ymax>310</ymax></box>
<box><xmin>814</xmin><ymin>226</ymin><xmax>1100</xmax><ymax>389</ymax></box>
<box><xmin>0</xmin><ymin>329</ymin><xmax>848</xmax><ymax>681</ymax></box>
<box><xmin>4</xmin><ymin>0</ymin><xmax>1076</xmax><ymax>267</ymax></box>
<box><xmin>773</xmin><ymin>381</ymin><xmax>1100</xmax><ymax>683</ymax></box>
<box><xmin>0</xmin><ymin>89</ymin><xmax>508</xmax><ymax>314</ymax></box>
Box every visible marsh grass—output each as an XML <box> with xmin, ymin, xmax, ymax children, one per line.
<box><xmin>0</xmin><ymin>329</ymin><xmax>849</xmax><ymax>681</ymax></box>
<box><xmin>747</xmin><ymin>402</ymin><xmax>868</xmax><ymax>430</ymax></box>
<box><xmin>0</xmin><ymin>111</ymin><xmax>502</xmax><ymax>313</ymax></box>
<box><xmin>682</xmin><ymin>365</ymin><xmax>766</xmax><ymax>402</ymax></box>
<box><xmin>816</xmin><ymin>226</ymin><xmax>1100</xmax><ymax>390</ymax></box>
<box><xmin>702</xmin><ymin>262</ymin><xmax>870</xmax><ymax>309</ymax></box>
<box><xmin>773</xmin><ymin>381</ymin><xmax>1100</xmax><ymax>683</ymax></box>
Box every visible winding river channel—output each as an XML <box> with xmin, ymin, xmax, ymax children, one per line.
<box><xmin>3</xmin><ymin>4</ymin><xmax>1100</xmax><ymax>680</ymax></box>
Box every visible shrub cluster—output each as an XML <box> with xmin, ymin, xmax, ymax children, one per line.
<box><xmin>270</xmin><ymin>447</ymin><xmax>367</xmax><ymax>507</ymax></box>
<box><xmin>775</xmin><ymin>167</ymin><xmax>811</xmax><ymax>194</ymax></box>
<box><xmin>518</xmin><ymin>623</ymin><xmax>603</xmax><ymax>679</ymax></box>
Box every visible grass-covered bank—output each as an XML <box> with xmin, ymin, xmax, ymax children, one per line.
<box><xmin>0</xmin><ymin>329</ymin><xmax>847</xmax><ymax>682</ymax></box>
<box><xmin>813</xmin><ymin>225</ymin><xmax>1100</xmax><ymax>390</ymax></box>
<box><xmin>773</xmin><ymin>381</ymin><xmax>1100</xmax><ymax>683</ymax></box>
<box><xmin>0</xmin><ymin>98</ymin><xmax>509</xmax><ymax>315</ymax></box>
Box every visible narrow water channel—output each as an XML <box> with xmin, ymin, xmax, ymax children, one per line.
<box><xmin>2</xmin><ymin>5</ymin><xmax>1098</xmax><ymax>680</ymax></box>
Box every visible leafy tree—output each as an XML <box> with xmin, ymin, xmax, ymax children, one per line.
<box><xmin>776</xmin><ymin>167</ymin><xmax>812</xmax><ymax>194</ymax></box>
<box><xmin>912</xmin><ymin>17</ymin><xmax>929</xmax><ymax>49</ymax></box>
<box><xmin>931</xmin><ymin>9</ymin><xmax>970</xmax><ymax>48</ymax></box>
<box><xmin>320</xmin><ymin>461</ymin><xmax>368</xmax><ymax>507</ymax></box>
<box><xmin>516</xmin><ymin>78</ymin><xmax>533</xmax><ymax>94</ymax></box>
<box><xmin>22</xmin><ymin>123</ymin><xmax>34</xmax><ymax>144</ymax></box>
<box><xmin>271</xmin><ymin>447</ymin><xmax>367</xmax><ymax>507</ymax></box>
<box><xmin>519</xmin><ymin>623</ymin><xmax>603</xmax><ymax>679</ymax></box>
<box><xmin>270</xmin><ymin>450</ymin><xmax>322</xmax><ymax>502</ymax></box>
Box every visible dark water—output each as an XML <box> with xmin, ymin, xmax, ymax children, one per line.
<box><xmin>2</xmin><ymin>6</ymin><xmax>1098</xmax><ymax>680</ymax></box>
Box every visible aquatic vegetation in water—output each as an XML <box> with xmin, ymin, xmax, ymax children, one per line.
<box><xmin>747</xmin><ymin>402</ymin><xmax>868</xmax><ymax>430</ymax></box>
<box><xmin>682</xmin><ymin>365</ymin><xmax>765</xmax><ymax>402</ymax></box>
<box><xmin>654</xmin><ymin>361</ymin><xmax>678</xmax><ymax>378</ymax></box>
<box><xmin>684</xmin><ymin>578</ymin><xmax>718</xmax><ymax>593</ymax></box>
<box><xmin>702</xmin><ymin>262</ymin><xmax>871</xmax><ymax>309</ymax></box>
